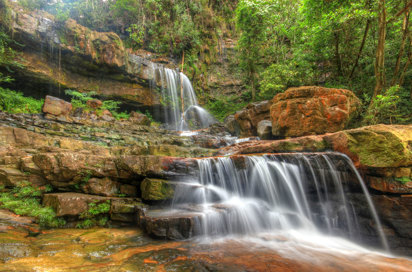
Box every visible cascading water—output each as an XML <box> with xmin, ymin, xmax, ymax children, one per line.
<box><xmin>150</xmin><ymin>64</ymin><xmax>216</xmax><ymax>131</ymax></box>
<box><xmin>151</xmin><ymin>152</ymin><xmax>388</xmax><ymax>252</ymax></box>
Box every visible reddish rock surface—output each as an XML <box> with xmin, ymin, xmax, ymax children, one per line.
<box><xmin>270</xmin><ymin>86</ymin><xmax>360</xmax><ymax>137</ymax></box>
<box><xmin>42</xmin><ymin>95</ymin><xmax>73</xmax><ymax>121</ymax></box>
<box><xmin>86</xmin><ymin>99</ymin><xmax>103</xmax><ymax>109</ymax></box>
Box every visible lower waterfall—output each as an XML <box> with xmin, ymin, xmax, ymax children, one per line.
<box><xmin>145</xmin><ymin>152</ymin><xmax>389</xmax><ymax>252</ymax></box>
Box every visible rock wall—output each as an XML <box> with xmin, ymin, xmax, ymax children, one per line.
<box><xmin>0</xmin><ymin>1</ymin><xmax>179</xmax><ymax>110</ymax></box>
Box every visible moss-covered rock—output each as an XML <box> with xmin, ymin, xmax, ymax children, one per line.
<box><xmin>140</xmin><ymin>178</ymin><xmax>175</xmax><ymax>201</ymax></box>
<box><xmin>325</xmin><ymin>124</ymin><xmax>412</xmax><ymax>168</ymax></box>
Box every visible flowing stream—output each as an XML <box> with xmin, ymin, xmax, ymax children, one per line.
<box><xmin>149</xmin><ymin>153</ymin><xmax>390</xmax><ymax>254</ymax></box>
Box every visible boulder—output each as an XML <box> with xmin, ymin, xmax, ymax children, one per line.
<box><xmin>270</xmin><ymin>86</ymin><xmax>360</xmax><ymax>137</ymax></box>
<box><xmin>42</xmin><ymin>95</ymin><xmax>72</xmax><ymax>121</ymax></box>
<box><xmin>129</xmin><ymin>111</ymin><xmax>151</xmax><ymax>126</ymax></box>
<box><xmin>234</xmin><ymin>100</ymin><xmax>271</xmax><ymax>137</ymax></box>
<box><xmin>224</xmin><ymin>115</ymin><xmax>241</xmax><ymax>136</ymax></box>
<box><xmin>141</xmin><ymin>178</ymin><xmax>175</xmax><ymax>201</ymax></box>
<box><xmin>257</xmin><ymin>120</ymin><xmax>272</xmax><ymax>140</ymax></box>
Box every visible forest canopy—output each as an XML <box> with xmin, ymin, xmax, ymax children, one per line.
<box><xmin>1</xmin><ymin>0</ymin><xmax>411</xmax><ymax>124</ymax></box>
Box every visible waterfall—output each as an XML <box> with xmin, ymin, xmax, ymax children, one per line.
<box><xmin>161</xmin><ymin>153</ymin><xmax>388</xmax><ymax>250</ymax></box>
<box><xmin>150</xmin><ymin>64</ymin><xmax>216</xmax><ymax>131</ymax></box>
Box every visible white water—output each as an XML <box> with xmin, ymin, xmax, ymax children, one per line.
<box><xmin>169</xmin><ymin>152</ymin><xmax>389</xmax><ymax>252</ymax></box>
<box><xmin>150</xmin><ymin>64</ymin><xmax>216</xmax><ymax>131</ymax></box>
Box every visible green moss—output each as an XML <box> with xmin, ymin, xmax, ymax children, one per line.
<box><xmin>141</xmin><ymin>178</ymin><xmax>174</xmax><ymax>201</ymax></box>
<box><xmin>346</xmin><ymin>128</ymin><xmax>412</xmax><ymax>167</ymax></box>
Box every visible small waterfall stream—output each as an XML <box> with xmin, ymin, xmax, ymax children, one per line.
<box><xmin>147</xmin><ymin>152</ymin><xmax>389</xmax><ymax>252</ymax></box>
<box><xmin>149</xmin><ymin>64</ymin><xmax>216</xmax><ymax>131</ymax></box>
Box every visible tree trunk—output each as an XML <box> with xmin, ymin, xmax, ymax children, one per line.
<box><xmin>373</xmin><ymin>0</ymin><xmax>387</xmax><ymax>98</ymax></box>
<box><xmin>391</xmin><ymin>1</ymin><xmax>410</xmax><ymax>86</ymax></box>
<box><xmin>334</xmin><ymin>32</ymin><xmax>343</xmax><ymax>76</ymax></box>
<box><xmin>349</xmin><ymin>19</ymin><xmax>371</xmax><ymax>79</ymax></box>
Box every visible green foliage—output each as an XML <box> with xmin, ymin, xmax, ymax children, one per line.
<box><xmin>258</xmin><ymin>63</ymin><xmax>299</xmax><ymax>100</ymax></box>
<box><xmin>0</xmin><ymin>182</ymin><xmax>65</xmax><ymax>228</ymax></box>
<box><xmin>362</xmin><ymin>86</ymin><xmax>411</xmax><ymax>125</ymax></box>
<box><xmin>64</xmin><ymin>90</ymin><xmax>130</xmax><ymax>120</ymax></box>
<box><xmin>205</xmin><ymin>95</ymin><xmax>249</xmax><ymax>122</ymax></box>
<box><xmin>18</xmin><ymin>0</ymin><xmax>47</xmax><ymax>10</ymax></box>
<box><xmin>0</xmin><ymin>88</ymin><xmax>44</xmax><ymax>114</ymax></box>
<box><xmin>127</xmin><ymin>24</ymin><xmax>145</xmax><ymax>49</ymax></box>
<box><xmin>76</xmin><ymin>200</ymin><xmax>110</xmax><ymax>228</ymax></box>
<box><xmin>55</xmin><ymin>4</ymin><xmax>70</xmax><ymax>23</ymax></box>
<box><xmin>0</xmin><ymin>31</ymin><xmax>22</xmax><ymax>83</ymax></box>
<box><xmin>395</xmin><ymin>177</ymin><xmax>412</xmax><ymax>184</ymax></box>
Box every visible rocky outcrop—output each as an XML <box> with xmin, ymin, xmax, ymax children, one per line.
<box><xmin>0</xmin><ymin>2</ymin><xmax>177</xmax><ymax>109</ymax></box>
<box><xmin>270</xmin><ymin>86</ymin><xmax>360</xmax><ymax>137</ymax></box>
<box><xmin>229</xmin><ymin>100</ymin><xmax>271</xmax><ymax>137</ymax></box>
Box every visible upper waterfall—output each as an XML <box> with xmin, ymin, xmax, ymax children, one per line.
<box><xmin>150</xmin><ymin>64</ymin><xmax>216</xmax><ymax>131</ymax></box>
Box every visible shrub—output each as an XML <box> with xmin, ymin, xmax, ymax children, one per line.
<box><xmin>65</xmin><ymin>89</ymin><xmax>130</xmax><ymax>120</ymax></box>
<box><xmin>0</xmin><ymin>88</ymin><xmax>44</xmax><ymax>114</ymax></box>
<box><xmin>362</xmin><ymin>86</ymin><xmax>412</xmax><ymax>125</ymax></box>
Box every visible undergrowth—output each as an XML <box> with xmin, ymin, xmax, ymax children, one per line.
<box><xmin>0</xmin><ymin>87</ymin><xmax>44</xmax><ymax>114</ymax></box>
<box><xmin>65</xmin><ymin>89</ymin><xmax>131</xmax><ymax>120</ymax></box>
<box><xmin>0</xmin><ymin>182</ymin><xmax>65</xmax><ymax>228</ymax></box>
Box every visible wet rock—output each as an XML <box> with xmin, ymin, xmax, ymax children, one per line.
<box><xmin>32</xmin><ymin>152</ymin><xmax>118</xmax><ymax>187</ymax></box>
<box><xmin>129</xmin><ymin>111</ymin><xmax>151</xmax><ymax>126</ymax></box>
<box><xmin>137</xmin><ymin>208</ymin><xmax>201</xmax><ymax>239</ymax></box>
<box><xmin>119</xmin><ymin>184</ymin><xmax>138</xmax><ymax>197</ymax></box>
<box><xmin>372</xmin><ymin>195</ymin><xmax>412</xmax><ymax>255</ymax></box>
<box><xmin>141</xmin><ymin>178</ymin><xmax>175</xmax><ymax>201</ymax></box>
<box><xmin>43</xmin><ymin>193</ymin><xmax>109</xmax><ymax>217</ymax></box>
<box><xmin>270</xmin><ymin>86</ymin><xmax>360</xmax><ymax>137</ymax></box>
<box><xmin>115</xmin><ymin>156</ymin><xmax>163</xmax><ymax>178</ymax></box>
<box><xmin>81</xmin><ymin>177</ymin><xmax>119</xmax><ymax>197</ymax></box>
<box><xmin>367</xmin><ymin>176</ymin><xmax>412</xmax><ymax>194</ymax></box>
<box><xmin>234</xmin><ymin>100</ymin><xmax>271</xmax><ymax>137</ymax></box>
<box><xmin>257</xmin><ymin>120</ymin><xmax>272</xmax><ymax>140</ymax></box>
<box><xmin>110</xmin><ymin>198</ymin><xmax>144</xmax><ymax>223</ymax></box>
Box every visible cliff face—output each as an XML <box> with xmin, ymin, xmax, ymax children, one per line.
<box><xmin>0</xmin><ymin>2</ymin><xmax>178</xmax><ymax>110</ymax></box>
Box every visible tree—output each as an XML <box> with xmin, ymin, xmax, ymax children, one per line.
<box><xmin>236</xmin><ymin>0</ymin><xmax>275</xmax><ymax>100</ymax></box>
